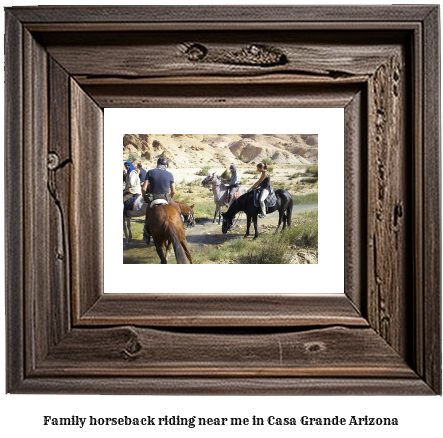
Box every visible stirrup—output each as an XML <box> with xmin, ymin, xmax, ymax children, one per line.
<box><xmin>258</xmin><ymin>213</ymin><xmax>267</xmax><ymax>219</ymax></box>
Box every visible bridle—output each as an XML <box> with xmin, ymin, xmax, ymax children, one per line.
<box><xmin>202</xmin><ymin>174</ymin><xmax>220</xmax><ymax>192</ymax></box>
<box><xmin>185</xmin><ymin>210</ymin><xmax>195</xmax><ymax>228</ymax></box>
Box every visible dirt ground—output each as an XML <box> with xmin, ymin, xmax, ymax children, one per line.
<box><xmin>123</xmin><ymin>204</ymin><xmax>318</xmax><ymax>265</ymax></box>
<box><xmin>123</xmin><ymin>166</ymin><xmax>318</xmax><ymax>264</ymax></box>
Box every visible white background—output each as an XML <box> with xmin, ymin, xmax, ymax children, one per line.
<box><xmin>107</xmin><ymin>108</ymin><xmax>343</xmax><ymax>293</ymax></box>
<box><xmin>1</xmin><ymin>1</ymin><xmax>442</xmax><ymax>438</ymax></box>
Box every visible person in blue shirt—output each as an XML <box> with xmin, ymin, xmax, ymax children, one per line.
<box><xmin>137</xmin><ymin>162</ymin><xmax>147</xmax><ymax>186</ymax></box>
<box><xmin>141</xmin><ymin>157</ymin><xmax>182</xmax><ymax>244</ymax></box>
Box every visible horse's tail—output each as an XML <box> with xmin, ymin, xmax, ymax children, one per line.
<box><xmin>169</xmin><ymin>223</ymin><xmax>188</xmax><ymax>264</ymax></box>
<box><xmin>286</xmin><ymin>193</ymin><xmax>293</xmax><ymax>227</ymax></box>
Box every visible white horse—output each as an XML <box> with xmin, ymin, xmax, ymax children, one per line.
<box><xmin>201</xmin><ymin>171</ymin><xmax>248</xmax><ymax>224</ymax></box>
<box><xmin>123</xmin><ymin>195</ymin><xmax>147</xmax><ymax>244</ymax></box>
<box><xmin>123</xmin><ymin>196</ymin><xmax>195</xmax><ymax>244</ymax></box>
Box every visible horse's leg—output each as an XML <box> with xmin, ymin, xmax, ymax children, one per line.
<box><xmin>155</xmin><ymin>243</ymin><xmax>168</xmax><ymax>264</ymax></box>
<box><xmin>244</xmin><ymin>214</ymin><xmax>251</xmax><ymax>238</ymax></box>
<box><xmin>180</xmin><ymin>238</ymin><xmax>193</xmax><ymax>264</ymax></box>
<box><xmin>218</xmin><ymin>204</ymin><xmax>222</xmax><ymax>224</ymax></box>
<box><xmin>286</xmin><ymin>199</ymin><xmax>293</xmax><ymax>228</ymax></box>
<box><xmin>275</xmin><ymin>206</ymin><xmax>283</xmax><ymax>234</ymax></box>
<box><xmin>123</xmin><ymin>213</ymin><xmax>129</xmax><ymax>244</ymax></box>
<box><xmin>252</xmin><ymin>215</ymin><xmax>259</xmax><ymax>240</ymax></box>
<box><xmin>127</xmin><ymin>217</ymin><xmax>132</xmax><ymax>241</ymax></box>
<box><xmin>281</xmin><ymin>213</ymin><xmax>287</xmax><ymax>231</ymax></box>
<box><xmin>213</xmin><ymin>207</ymin><xmax>218</xmax><ymax>223</ymax></box>
<box><xmin>164</xmin><ymin>240</ymin><xmax>173</xmax><ymax>261</ymax></box>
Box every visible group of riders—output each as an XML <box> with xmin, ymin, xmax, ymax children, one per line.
<box><xmin>123</xmin><ymin>157</ymin><xmax>272</xmax><ymax>243</ymax></box>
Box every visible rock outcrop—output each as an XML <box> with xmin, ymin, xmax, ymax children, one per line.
<box><xmin>123</xmin><ymin>134</ymin><xmax>318</xmax><ymax>168</ymax></box>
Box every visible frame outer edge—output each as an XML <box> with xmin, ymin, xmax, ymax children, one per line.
<box><xmin>5</xmin><ymin>11</ymin><xmax>24</xmax><ymax>392</ymax></box>
<box><xmin>423</xmin><ymin>6</ymin><xmax>441</xmax><ymax>395</ymax></box>
<box><xmin>6</xmin><ymin>5</ymin><xmax>437</xmax><ymax>23</ymax></box>
<box><xmin>4</xmin><ymin>5</ymin><xmax>441</xmax><ymax>395</ymax></box>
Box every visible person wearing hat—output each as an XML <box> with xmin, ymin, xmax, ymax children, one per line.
<box><xmin>141</xmin><ymin>157</ymin><xmax>182</xmax><ymax>244</ymax></box>
<box><xmin>226</xmin><ymin>164</ymin><xmax>240</xmax><ymax>206</ymax></box>
<box><xmin>123</xmin><ymin>160</ymin><xmax>141</xmax><ymax>203</ymax></box>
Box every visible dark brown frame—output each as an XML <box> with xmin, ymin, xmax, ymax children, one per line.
<box><xmin>5</xmin><ymin>6</ymin><xmax>441</xmax><ymax>394</ymax></box>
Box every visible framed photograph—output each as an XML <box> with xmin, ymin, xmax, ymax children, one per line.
<box><xmin>112</xmin><ymin>107</ymin><xmax>342</xmax><ymax>294</ymax></box>
<box><xmin>5</xmin><ymin>5</ymin><xmax>440</xmax><ymax>394</ymax></box>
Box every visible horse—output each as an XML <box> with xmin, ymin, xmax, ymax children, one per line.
<box><xmin>123</xmin><ymin>195</ymin><xmax>195</xmax><ymax>244</ymax></box>
<box><xmin>221</xmin><ymin>188</ymin><xmax>293</xmax><ymax>240</ymax></box>
<box><xmin>176</xmin><ymin>202</ymin><xmax>196</xmax><ymax>228</ymax></box>
<box><xmin>201</xmin><ymin>171</ymin><xmax>248</xmax><ymax>224</ymax></box>
<box><xmin>148</xmin><ymin>204</ymin><xmax>193</xmax><ymax>264</ymax></box>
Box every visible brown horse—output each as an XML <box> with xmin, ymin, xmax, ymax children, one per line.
<box><xmin>176</xmin><ymin>202</ymin><xmax>196</xmax><ymax>227</ymax></box>
<box><xmin>148</xmin><ymin>204</ymin><xmax>193</xmax><ymax>264</ymax></box>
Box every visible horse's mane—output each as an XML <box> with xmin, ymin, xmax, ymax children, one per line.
<box><xmin>226</xmin><ymin>190</ymin><xmax>252</xmax><ymax>218</ymax></box>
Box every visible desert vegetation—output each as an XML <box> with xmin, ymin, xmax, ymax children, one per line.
<box><xmin>123</xmin><ymin>134</ymin><xmax>319</xmax><ymax>264</ymax></box>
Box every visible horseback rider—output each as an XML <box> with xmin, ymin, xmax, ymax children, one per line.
<box><xmin>247</xmin><ymin>162</ymin><xmax>270</xmax><ymax>219</ymax></box>
<box><xmin>137</xmin><ymin>162</ymin><xmax>148</xmax><ymax>186</ymax></box>
<box><xmin>226</xmin><ymin>164</ymin><xmax>240</xmax><ymax>205</ymax></box>
<box><xmin>123</xmin><ymin>161</ymin><xmax>141</xmax><ymax>203</ymax></box>
<box><xmin>141</xmin><ymin>157</ymin><xmax>183</xmax><ymax>244</ymax></box>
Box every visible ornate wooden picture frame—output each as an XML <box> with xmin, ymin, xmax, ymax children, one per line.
<box><xmin>5</xmin><ymin>6</ymin><xmax>441</xmax><ymax>394</ymax></box>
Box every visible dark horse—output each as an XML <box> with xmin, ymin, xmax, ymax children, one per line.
<box><xmin>221</xmin><ymin>189</ymin><xmax>293</xmax><ymax>240</ymax></box>
<box><xmin>148</xmin><ymin>204</ymin><xmax>193</xmax><ymax>264</ymax></box>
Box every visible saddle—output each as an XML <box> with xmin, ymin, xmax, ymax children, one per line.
<box><xmin>150</xmin><ymin>198</ymin><xmax>168</xmax><ymax>208</ymax></box>
<box><xmin>144</xmin><ymin>192</ymin><xmax>170</xmax><ymax>207</ymax></box>
<box><xmin>253</xmin><ymin>188</ymin><xmax>277</xmax><ymax>208</ymax></box>
<box><xmin>225</xmin><ymin>188</ymin><xmax>240</xmax><ymax>202</ymax></box>
<box><xmin>124</xmin><ymin>194</ymin><xmax>141</xmax><ymax>216</ymax></box>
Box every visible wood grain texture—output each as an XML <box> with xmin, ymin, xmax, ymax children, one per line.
<box><xmin>82</xmin><ymin>83</ymin><xmax>361</xmax><ymax>109</ymax></box>
<box><xmin>23</xmin><ymin>29</ymin><xmax>50</xmax><ymax>372</ymax></box>
<box><xmin>8</xmin><ymin>5</ymin><xmax>436</xmax><ymax>23</ymax></box>
<box><xmin>12</xmin><ymin>377</ymin><xmax>433</xmax><ymax>396</ymax></box>
<box><xmin>42</xmin><ymin>34</ymin><xmax>401</xmax><ymax>80</ymax></box>
<box><xmin>422</xmin><ymin>6</ymin><xmax>442</xmax><ymax>394</ymax></box>
<box><xmin>366</xmin><ymin>51</ymin><xmax>409</xmax><ymax>358</ymax></box>
<box><xmin>37</xmin><ymin>326</ymin><xmax>415</xmax><ymax>378</ymax></box>
<box><xmin>70</xmin><ymin>80</ymin><xmax>104</xmax><ymax>320</ymax></box>
<box><xmin>5</xmin><ymin>10</ymin><xmax>24</xmax><ymax>393</ymax></box>
<box><xmin>344</xmin><ymin>90</ymin><xmax>366</xmax><ymax>314</ymax></box>
<box><xmin>48</xmin><ymin>58</ymin><xmax>72</xmax><ymax>346</ymax></box>
<box><xmin>4</xmin><ymin>5</ymin><xmax>441</xmax><ymax>394</ymax></box>
<box><xmin>79</xmin><ymin>294</ymin><xmax>366</xmax><ymax>327</ymax></box>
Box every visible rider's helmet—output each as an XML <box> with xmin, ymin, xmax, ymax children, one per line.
<box><xmin>229</xmin><ymin>164</ymin><xmax>236</xmax><ymax>171</ymax></box>
<box><xmin>157</xmin><ymin>157</ymin><xmax>169</xmax><ymax>167</ymax></box>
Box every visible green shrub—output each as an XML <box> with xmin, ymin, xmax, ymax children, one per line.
<box><xmin>239</xmin><ymin>239</ymin><xmax>289</xmax><ymax>264</ymax></box>
<box><xmin>128</xmin><ymin>153</ymin><xmax>138</xmax><ymax>163</ymax></box>
<box><xmin>292</xmin><ymin>193</ymin><xmax>318</xmax><ymax>205</ymax></box>
<box><xmin>263</xmin><ymin>158</ymin><xmax>273</xmax><ymax>166</ymax></box>
<box><xmin>300</xmin><ymin>177</ymin><xmax>318</xmax><ymax>184</ymax></box>
<box><xmin>280</xmin><ymin>212</ymin><xmax>318</xmax><ymax>248</ymax></box>
<box><xmin>306</xmin><ymin>165</ymin><xmax>318</xmax><ymax>177</ymax></box>
<box><xmin>193</xmin><ymin>202</ymin><xmax>216</xmax><ymax>222</ymax></box>
<box><xmin>196</xmin><ymin>166</ymin><xmax>211</xmax><ymax>176</ymax></box>
<box><xmin>221</xmin><ymin>169</ymin><xmax>230</xmax><ymax>179</ymax></box>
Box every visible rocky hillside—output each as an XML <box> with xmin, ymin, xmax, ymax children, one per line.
<box><xmin>123</xmin><ymin>134</ymin><xmax>318</xmax><ymax>168</ymax></box>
